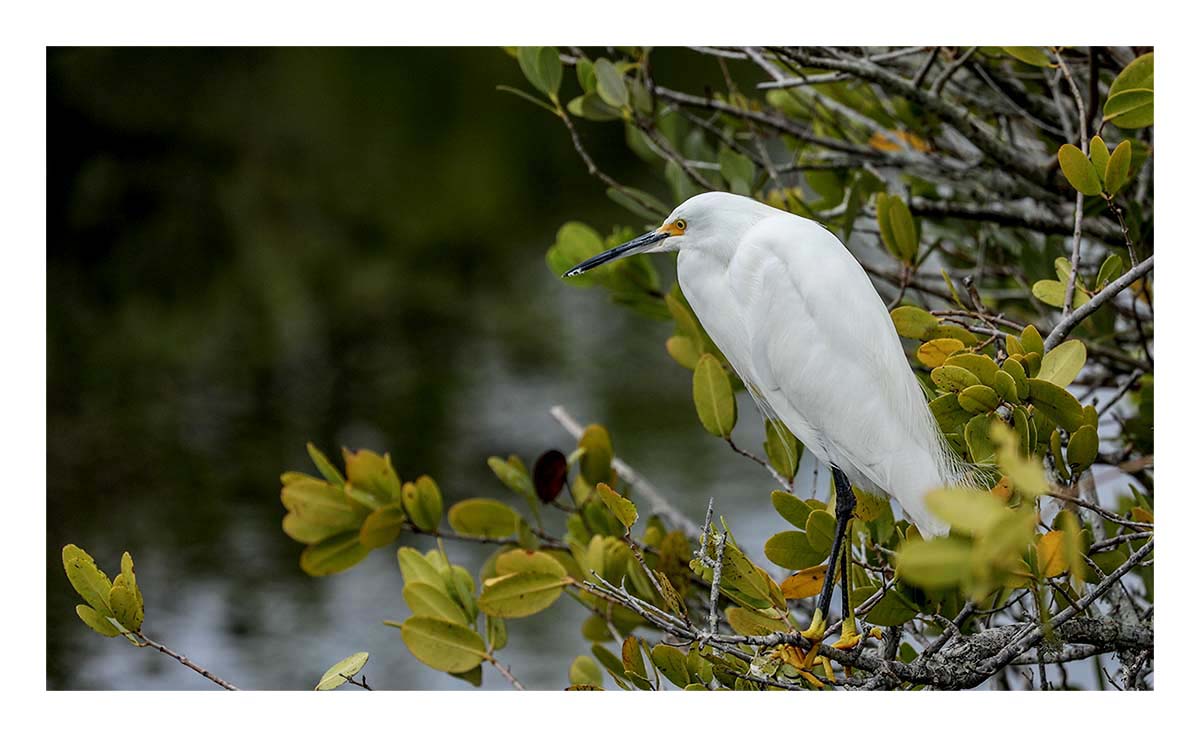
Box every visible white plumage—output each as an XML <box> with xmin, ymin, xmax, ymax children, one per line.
<box><xmin>672</xmin><ymin>192</ymin><xmax>969</xmax><ymax>536</ymax></box>
<box><xmin>567</xmin><ymin>191</ymin><xmax>972</xmax><ymax>537</ymax></box>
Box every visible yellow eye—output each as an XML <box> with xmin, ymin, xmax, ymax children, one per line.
<box><xmin>674</xmin><ymin>218</ymin><xmax>687</xmax><ymax>232</ymax></box>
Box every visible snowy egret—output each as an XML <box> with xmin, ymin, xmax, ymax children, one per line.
<box><xmin>565</xmin><ymin>191</ymin><xmax>974</xmax><ymax>647</ymax></box>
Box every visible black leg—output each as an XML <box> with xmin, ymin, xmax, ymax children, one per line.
<box><xmin>816</xmin><ymin>470</ymin><xmax>854</xmax><ymax>619</ymax></box>
<box><xmin>806</xmin><ymin>470</ymin><xmax>854</xmax><ymax>643</ymax></box>
<box><xmin>841</xmin><ymin>536</ymin><xmax>852</xmax><ymax>621</ymax></box>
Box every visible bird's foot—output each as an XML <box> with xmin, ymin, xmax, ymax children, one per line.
<box><xmin>799</xmin><ymin>609</ymin><xmax>827</xmax><ymax>669</ymax></box>
<box><xmin>799</xmin><ymin>608</ymin><xmax>826</xmax><ymax>641</ymax></box>
<box><xmin>831</xmin><ymin>616</ymin><xmax>861</xmax><ymax>651</ymax></box>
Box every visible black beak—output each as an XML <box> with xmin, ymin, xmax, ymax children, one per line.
<box><xmin>562</xmin><ymin>230</ymin><xmax>670</xmax><ymax>277</ymax></box>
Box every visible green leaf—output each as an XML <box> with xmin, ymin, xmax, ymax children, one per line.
<box><xmin>495</xmin><ymin>549</ymin><xmax>567</xmax><ymax>578</ymax></box>
<box><xmin>315</xmin><ymin>652</ymin><xmax>369</xmax><ymax>691</ymax></box>
<box><xmin>725</xmin><ymin>606</ymin><xmax>789</xmax><ymax>635</ymax></box>
<box><xmin>763</xmin><ymin>530</ymin><xmax>826</xmax><ymax>569</ymax></box>
<box><xmin>404</xmin><ymin>582</ymin><xmax>469</xmax><ymax>625</ymax></box>
<box><xmin>593</xmin><ymin>58</ymin><xmax>629</xmax><ymax>109</ymax></box>
<box><xmin>1105</xmin><ymin>140</ymin><xmax>1133</xmax><ymax>194</ymax></box>
<box><xmin>764</xmin><ymin>419</ymin><xmax>800</xmax><ymax>482</ymax></box>
<box><xmin>447</xmin><ymin>498</ymin><xmax>519</xmax><ymax>538</ymax></box>
<box><xmin>896</xmin><ymin>537</ymin><xmax>972</xmax><ymax>590</ymax></box>
<box><xmin>1027</xmin><ymin>379</ymin><xmax>1085</xmax><ymax>432</ymax></box>
<box><xmin>300</xmin><ymin>530</ymin><xmax>370</xmax><ymax>576</ymax></box>
<box><xmin>665</xmin><ymin>335</ymin><xmax>701</xmax><ymax>369</ymax></box>
<box><xmin>478</xmin><ymin>571</ymin><xmax>568</xmax><ymax>618</ymax></box>
<box><xmin>1001</xmin><ymin>358</ymin><xmax>1029</xmax><ymax>400</ymax></box>
<box><xmin>1037</xmin><ymin>340</ymin><xmax>1087</xmax><ymax>387</ymax></box>
<box><xmin>1032</xmin><ymin>279</ymin><xmax>1088</xmax><ymax>310</ymax></box>
<box><xmin>1066</xmin><ymin>425</ymin><xmax>1099</xmax><ymax>470</ymax></box>
<box><xmin>931</xmin><ymin>364</ymin><xmax>980</xmax><ymax>392</ymax></box>
<box><xmin>924</xmin><ymin>488</ymin><xmax>1010</xmax><ymax>536</ymax></box>
<box><xmin>948</xmin><ymin>357</ymin><xmax>1000</xmax><ymax>392</ymax></box>
<box><xmin>109</xmin><ymin>579</ymin><xmax>143</xmax><ymax>632</ymax></box>
<box><xmin>593</xmin><ymin>642</ymin><xmax>627</xmax><ymax>677</ymax></box>
<box><xmin>1108</xmin><ymin>53</ymin><xmax>1153</xmax><ymax>98</ymax></box>
<box><xmin>281</xmin><ymin>478</ymin><xmax>363</xmax><ymax>529</ymax></box>
<box><xmin>1001</xmin><ymin>46</ymin><xmax>1054</xmax><ymax>67</ymax></box>
<box><xmin>486</xmin><ymin>455</ymin><xmax>537</xmax><ymax>501</ymax></box>
<box><xmin>875</xmin><ymin>192</ymin><xmax>897</xmax><ymax>259</ymax></box>
<box><xmin>569</xmin><ymin>655</ymin><xmax>604</xmax><ymax>687</ymax></box>
<box><xmin>1020</xmin><ymin>325</ymin><xmax>1044</xmax><ymax>354</ymax></box>
<box><xmin>342</xmin><ymin>448</ymin><xmax>402</xmax><ymax>506</ymax></box>
<box><xmin>401</xmin><ymin>476</ymin><xmax>443</xmax><ymax>532</ymax></box>
<box><xmin>693</xmin><ymin>353</ymin><xmax>737</xmax><ymax>437</ymax></box>
<box><xmin>771</xmin><ymin>490</ymin><xmax>810</xmax><ymax>529</ymax></box>
<box><xmin>578</xmin><ymin>424</ymin><xmax>614</xmax><ymax>485</ymax></box>
<box><xmin>282</xmin><ymin>513</ymin><xmax>341</xmax><ymax>544</ymax></box>
<box><xmin>1088</xmin><ymin>136</ymin><xmax>1110</xmax><ymax>180</ymax></box>
<box><xmin>63</xmin><ymin>545</ymin><xmax>114</xmax><ymax>617</ymax></box>
<box><xmin>991</xmin><ymin>369</ymin><xmax>1018</xmax><ymax>404</ymax></box>
<box><xmin>963</xmin><ymin>414</ymin><xmax>996</xmax><ymax>463</ymax></box>
<box><xmin>397</xmin><ymin>547</ymin><xmax>447</xmax><ymax>591</ymax></box>
<box><xmin>887</xmin><ymin>196</ymin><xmax>918</xmax><ymax>263</ymax></box>
<box><xmin>957</xmin><ymin>384</ymin><xmax>1000</xmax><ymax>414</ymax></box>
<box><xmin>1096</xmin><ymin>254</ymin><xmax>1124</xmax><ymax>291</ymax></box>
<box><xmin>595</xmin><ymin>482</ymin><xmax>638</xmax><ymax>529</ymax></box>
<box><xmin>359</xmin><ymin>504</ymin><xmax>407</xmax><ymax>549</ymax></box>
<box><xmin>547</xmin><ymin>221</ymin><xmax>605</xmax><ymax>284</ymax></box>
<box><xmin>929</xmin><ymin>393</ymin><xmax>973</xmax><ymax>433</ymax></box>
<box><xmin>861</xmin><ymin>587</ymin><xmax>919</xmax><ymax>627</ymax></box>
<box><xmin>1057</xmin><ymin>144</ymin><xmax>1102</xmax><ymax>196</ymax></box>
<box><xmin>307</xmin><ymin>443</ymin><xmax>346</xmax><ymax>486</ymax></box>
<box><xmin>806</xmin><ymin>510</ymin><xmax>836</xmax><ymax>556</ymax></box>
<box><xmin>890</xmin><ymin>305</ymin><xmax>939</xmax><ymax>339</ymax></box>
<box><xmin>576</xmin><ymin>58</ymin><xmax>596</xmax><ymax>93</ymax></box>
<box><xmin>395</xmin><ymin>616</ymin><xmax>488</xmax><ymax>674</ymax></box>
<box><xmin>1104</xmin><ymin>89</ymin><xmax>1153</xmax><ymax>129</ymax></box>
<box><xmin>487</xmin><ymin>614</ymin><xmax>508</xmax><ymax>652</ymax></box>
<box><xmin>517</xmin><ymin>46</ymin><xmax>562</xmax><ymax>99</ymax></box>
<box><xmin>566</xmin><ymin>93</ymin><xmax>622</xmax><ymax>122</ymax></box>
<box><xmin>621</xmin><ymin>635</ymin><xmax>647</xmax><ymax>679</ymax></box>
<box><xmin>75</xmin><ymin>604</ymin><xmax>120</xmax><ymax>637</ymax></box>
<box><xmin>119</xmin><ymin>552</ymin><xmax>143</xmax><ymax>615</ymax></box>
<box><xmin>651</xmin><ymin>644</ymin><xmax>691</xmax><ymax>688</ymax></box>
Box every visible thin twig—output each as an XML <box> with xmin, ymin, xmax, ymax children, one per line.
<box><xmin>931</xmin><ymin>46</ymin><xmax>977</xmax><ymax>96</ymax></box>
<box><xmin>488</xmin><ymin>658</ymin><xmax>526</xmax><ymax>691</ymax></box>
<box><xmin>135</xmin><ymin>633</ymin><xmax>239</xmax><ymax>691</ymax></box>
<box><xmin>1054</xmin><ymin>48</ymin><xmax>1088</xmax><ymax>319</ymax></box>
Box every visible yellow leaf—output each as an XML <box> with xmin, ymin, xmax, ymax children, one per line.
<box><xmin>868</xmin><ymin>129</ymin><xmax>931</xmax><ymax>153</ymax></box>
<box><xmin>1131</xmin><ymin>506</ymin><xmax>1154</xmax><ymax>523</ymax></box>
<box><xmin>917</xmin><ymin>338</ymin><xmax>965</xmax><ymax>368</ymax></box>
<box><xmin>781</xmin><ymin>565</ymin><xmax>828</xmax><ymax>599</ymax></box>
<box><xmin>595</xmin><ymin>482</ymin><xmax>638</xmax><ymax>529</ymax></box>
<box><xmin>990</xmin><ymin>476</ymin><xmax>1013</xmax><ymax>503</ymax></box>
<box><xmin>1037</xmin><ymin>530</ymin><xmax>1069</xmax><ymax>579</ymax></box>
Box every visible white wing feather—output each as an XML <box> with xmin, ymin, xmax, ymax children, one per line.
<box><xmin>681</xmin><ymin>214</ymin><xmax>969</xmax><ymax>536</ymax></box>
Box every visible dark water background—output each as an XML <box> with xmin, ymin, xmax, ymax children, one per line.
<box><xmin>46</xmin><ymin>47</ymin><xmax>795</xmax><ymax>690</ymax></box>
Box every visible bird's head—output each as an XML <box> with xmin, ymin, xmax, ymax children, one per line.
<box><xmin>562</xmin><ymin>191</ymin><xmax>764</xmax><ymax>278</ymax></box>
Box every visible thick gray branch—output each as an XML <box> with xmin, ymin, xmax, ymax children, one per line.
<box><xmin>1044</xmin><ymin>256</ymin><xmax>1155</xmax><ymax>351</ymax></box>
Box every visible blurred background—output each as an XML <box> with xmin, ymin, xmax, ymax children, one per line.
<box><xmin>47</xmin><ymin>46</ymin><xmax>788</xmax><ymax>690</ymax></box>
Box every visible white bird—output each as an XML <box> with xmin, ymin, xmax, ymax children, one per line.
<box><xmin>565</xmin><ymin>191</ymin><xmax>974</xmax><ymax>646</ymax></box>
